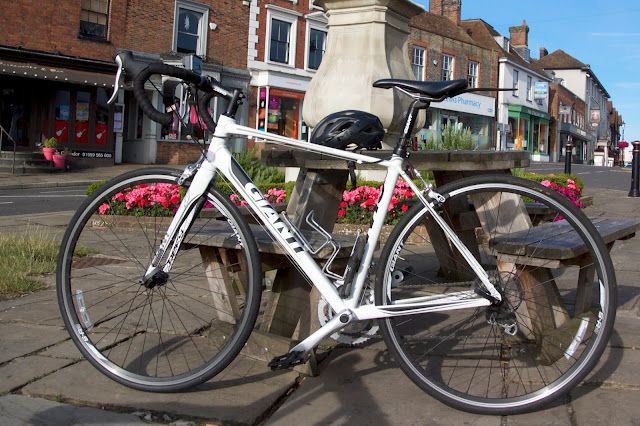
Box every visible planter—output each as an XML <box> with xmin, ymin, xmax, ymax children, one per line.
<box><xmin>43</xmin><ymin>147</ymin><xmax>56</xmax><ymax>161</ymax></box>
<box><xmin>52</xmin><ymin>154</ymin><xmax>66</xmax><ymax>169</ymax></box>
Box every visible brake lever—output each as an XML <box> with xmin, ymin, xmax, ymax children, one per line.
<box><xmin>107</xmin><ymin>54</ymin><xmax>124</xmax><ymax>105</ymax></box>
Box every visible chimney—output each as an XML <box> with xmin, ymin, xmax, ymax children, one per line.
<box><xmin>429</xmin><ymin>0</ymin><xmax>443</xmax><ymax>15</ymax></box>
<box><xmin>509</xmin><ymin>20</ymin><xmax>529</xmax><ymax>48</ymax></box>
<box><xmin>540</xmin><ymin>47</ymin><xmax>548</xmax><ymax>58</ymax></box>
<box><xmin>443</xmin><ymin>0</ymin><xmax>461</xmax><ymax>26</ymax></box>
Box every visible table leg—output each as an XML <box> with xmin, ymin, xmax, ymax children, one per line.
<box><xmin>199</xmin><ymin>246</ymin><xmax>241</xmax><ymax>323</ymax></box>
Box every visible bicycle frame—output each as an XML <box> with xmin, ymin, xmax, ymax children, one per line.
<box><xmin>149</xmin><ymin>113</ymin><xmax>499</xmax><ymax>354</ymax></box>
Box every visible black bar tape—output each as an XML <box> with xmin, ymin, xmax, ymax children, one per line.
<box><xmin>119</xmin><ymin>50</ymin><xmax>223</xmax><ymax>126</ymax></box>
<box><xmin>197</xmin><ymin>91</ymin><xmax>217</xmax><ymax>131</ymax></box>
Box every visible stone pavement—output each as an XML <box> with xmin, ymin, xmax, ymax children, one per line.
<box><xmin>0</xmin><ymin>166</ymin><xmax>639</xmax><ymax>425</ymax></box>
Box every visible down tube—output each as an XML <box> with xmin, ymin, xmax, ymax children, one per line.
<box><xmin>214</xmin><ymin>149</ymin><xmax>346</xmax><ymax>312</ymax></box>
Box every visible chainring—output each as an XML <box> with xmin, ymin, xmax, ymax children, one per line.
<box><xmin>317</xmin><ymin>285</ymin><xmax>379</xmax><ymax>345</ymax></box>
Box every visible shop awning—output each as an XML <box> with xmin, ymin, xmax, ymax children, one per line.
<box><xmin>0</xmin><ymin>58</ymin><xmax>116</xmax><ymax>88</ymax></box>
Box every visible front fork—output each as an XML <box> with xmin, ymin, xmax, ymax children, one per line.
<box><xmin>141</xmin><ymin>160</ymin><xmax>213</xmax><ymax>287</ymax></box>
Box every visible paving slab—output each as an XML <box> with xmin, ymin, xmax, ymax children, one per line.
<box><xmin>22</xmin><ymin>355</ymin><xmax>298</xmax><ymax>425</ymax></box>
<box><xmin>0</xmin><ymin>289</ymin><xmax>65</xmax><ymax>327</ymax></box>
<box><xmin>0</xmin><ymin>394</ymin><xmax>152</xmax><ymax>425</ymax></box>
<box><xmin>583</xmin><ymin>346</ymin><xmax>640</xmax><ymax>388</ymax></box>
<box><xmin>570</xmin><ymin>386</ymin><xmax>640</xmax><ymax>425</ymax></box>
<box><xmin>0</xmin><ymin>355</ymin><xmax>72</xmax><ymax>394</ymax></box>
<box><xmin>0</xmin><ymin>323</ymin><xmax>69</xmax><ymax>364</ymax></box>
<box><xmin>504</xmin><ymin>399</ymin><xmax>572</xmax><ymax>426</ymax></box>
<box><xmin>266</xmin><ymin>347</ymin><xmax>502</xmax><ymax>426</ymax></box>
<box><xmin>608</xmin><ymin>311</ymin><xmax>640</xmax><ymax>348</ymax></box>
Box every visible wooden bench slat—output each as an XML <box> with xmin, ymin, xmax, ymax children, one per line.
<box><xmin>186</xmin><ymin>220</ymin><xmax>357</xmax><ymax>259</ymax></box>
<box><xmin>490</xmin><ymin>218</ymin><xmax>640</xmax><ymax>260</ymax></box>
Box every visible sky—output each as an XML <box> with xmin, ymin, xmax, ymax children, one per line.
<box><xmin>414</xmin><ymin>0</ymin><xmax>640</xmax><ymax>142</ymax></box>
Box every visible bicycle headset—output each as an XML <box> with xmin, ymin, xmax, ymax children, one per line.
<box><xmin>310</xmin><ymin>110</ymin><xmax>385</xmax><ymax>150</ymax></box>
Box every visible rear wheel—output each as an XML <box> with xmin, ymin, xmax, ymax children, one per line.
<box><xmin>375</xmin><ymin>174</ymin><xmax>616</xmax><ymax>414</ymax></box>
<box><xmin>57</xmin><ymin>168</ymin><xmax>262</xmax><ymax>392</ymax></box>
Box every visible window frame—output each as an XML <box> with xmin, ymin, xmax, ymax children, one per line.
<box><xmin>172</xmin><ymin>0</ymin><xmax>210</xmax><ymax>57</ymax></box>
<box><xmin>441</xmin><ymin>54</ymin><xmax>454</xmax><ymax>81</ymax></box>
<box><xmin>79</xmin><ymin>0</ymin><xmax>110</xmax><ymax>41</ymax></box>
<box><xmin>467</xmin><ymin>60</ymin><xmax>479</xmax><ymax>88</ymax></box>
<box><xmin>305</xmin><ymin>21</ymin><xmax>327</xmax><ymax>71</ymax></box>
<box><xmin>266</xmin><ymin>7</ymin><xmax>299</xmax><ymax>68</ymax></box>
<box><xmin>512</xmin><ymin>69</ymin><xmax>519</xmax><ymax>97</ymax></box>
<box><xmin>412</xmin><ymin>46</ymin><xmax>426</xmax><ymax>81</ymax></box>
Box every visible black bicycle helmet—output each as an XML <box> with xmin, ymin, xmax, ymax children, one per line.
<box><xmin>311</xmin><ymin>110</ymin><xmax>385</xmax><ymax>150</ymax></box>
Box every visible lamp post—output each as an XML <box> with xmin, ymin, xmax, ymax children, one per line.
<box><xmin>629</xmin><ymin>141</ymin><xmax>640</xmax><ymax>197</ymax></box>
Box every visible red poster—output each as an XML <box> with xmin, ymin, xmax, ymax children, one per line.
<box><xmin>54</xmin><ymin>120</ymin><xmax>68</xmax><ymax>143</ymax></box>
<box><xmin>95</xmin><ymin>123</ymin><xmax>108</xmax><ymax>145</ymax></box>
<box><xmin>75</xmin><ymin>122</ymin><xmax>89</xmax><ymax>144</ymax></box>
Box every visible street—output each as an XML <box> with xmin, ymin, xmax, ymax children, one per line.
<box><xmin>0</xmin><ymin>186</ymin><xmax>87</xmax><ymax>216</ymax></box>
<box><xmin>527</xmin><ymin>162</ymin><xmax>633</xmax><ymax>192</ymax></box>
<box><xmin>0</xmin><ymin>163</ymin><xmax>635</xmax><ymax>217</ymax></box>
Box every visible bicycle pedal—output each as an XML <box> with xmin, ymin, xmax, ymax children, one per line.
<box><xmin>267</xmin><ymin>351</ymin><xmax>307</xmax><ymax>370</ymax></box>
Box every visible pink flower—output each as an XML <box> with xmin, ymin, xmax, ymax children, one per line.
<box><xmin>540</xmin><ymin>180</ymin><xmax>552</xmax><ymax>187</ymax></box>
<box><xmin>98</xmin><ymin>203</ymin><xmax>110</xmax><ymax>214</ymax></box>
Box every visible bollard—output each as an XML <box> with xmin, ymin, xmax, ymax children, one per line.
<box><xmin>629</xmin><ymin>141</ymin><xmax>640</xmax><ymax>197</ymax></box>
<box><xmin>564</xmin><ymin>143</ymin><xmax>573</xmax><ymax>175</ymax></box>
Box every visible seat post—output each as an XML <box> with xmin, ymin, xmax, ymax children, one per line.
<box><xmin>394</xmin><ymin>99</ymin><xmax>430</xmax><ymax>156</ymax></box>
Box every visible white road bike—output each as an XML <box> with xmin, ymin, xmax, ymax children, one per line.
<box><xmin>57</xmin><ymin>51</ymin><xmax>616</xmax><ymax>415</ymax></box>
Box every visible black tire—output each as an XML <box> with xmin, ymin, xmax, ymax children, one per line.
<box><xmin>57</xmin><ymin>168</ymin><xmax>262</xmax><ymax>392</ymax></box>
<box><xmin>375</xmin><ymin>174</ymin><xmax>616</xmax><ymax>414</ymax></box>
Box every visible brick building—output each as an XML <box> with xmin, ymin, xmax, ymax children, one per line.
<box><xmin>536</xmin><ymin>49</ymin><xmax>610</xmax><ymax>165</ymax></box>
<box><xmin>548</xmin><ymin>81</ymin><xmax>588</xmax><ymax>163</ymax></box>
<box><xmin>410</xmin><ymin>0</ymin><xmax>497</xmax><ymax>149</ymax></box>
<box><xmin>245</xmin><ymin>0</ymin><xmax>327</xmax><ymax>151</ymax></box>
<box><xmin>0</xmin><ymin>0</ymin><xmax>250</xmax><ymax>165</ymax></box>
<box><xmin>462</xmin><ymin>19</ymin><xmax>552</xmax><ymax>159</ymax></box>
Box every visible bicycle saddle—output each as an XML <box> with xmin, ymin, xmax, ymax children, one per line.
<box><xmin>373</xmin><ymin>78</ymin><xmax>468</xmax><ymax>100</ymax></box>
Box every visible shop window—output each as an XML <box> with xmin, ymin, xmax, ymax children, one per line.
<box><xmin>257</xmin><ymin>88</ymin><xmax>303</xmax><ymax>139</ymax></box>
<box><xmin>412</xmin><ymin>47</ymin><xmax>425</xmax><ymax>81</ymax></box>
<box><xmin>54</xmin><ymin>91</ymin><xmax>71</xmax><ymax>143</ymax></box>
<box><xmin>75</xmin><ymin>92</ymin><xmax>91</xmax><ymax>144</ymax></box>
<box><xmin>467</xmin><ymin>61</ymin><xmax>478</xmax><ymax>88</ymax></box>
<box><xmin>174</xmin><ymin>1</ymin><xmax>209</xmax><ymax>56</ymax></box>
<box><xmin>79</xmin><ymin>0</ymin><xmax>109</xmax><ymax>40</ymax></box>
<box><xmin>441</xmin><ymin>54</ymin><xmax>454</xmax><ymax>81</ymax></box>
<box><xmin>507</xmin><ymin>116</ymin><xmax>528</xmax><ymax>150</ymax></box>
<box><xmin>95</xmin><ymin>89</ymin><xmax>109</xmax><ymax>144</ymax></box>
<box><xmin>307</xmin><ymin>28</ymin><xmax>326</xmax><ymax>70</ymax></box>
<box><xmin>532</xmin><ymin>122</ymin><xmax>548</xmax><ymax>154</ymax></box>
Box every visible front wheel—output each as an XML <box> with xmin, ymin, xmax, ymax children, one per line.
<box><xmin>375</xmin><ymin>174</ymin><xmax>616</xmax><ymax>414</ymax></box>
<box><xmin>57</xmin><ymin>168</ymin><xmax>262</xmax><ymax>392</ymax></box>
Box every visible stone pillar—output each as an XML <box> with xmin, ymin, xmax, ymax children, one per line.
<box><xmin>303</xmin><ymin>0</ymin><xmax>425</xmax><ymax>145</ymax></box>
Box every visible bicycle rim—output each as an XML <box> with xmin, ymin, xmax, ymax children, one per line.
<box><xmin>375</xmin><ymin>174</ymin><xmax>616</xmax><ymax>414</ymax></box>
<box><xmin>57</xmin><ymin>168</ymin><xmax>262</xmax><ymax>392</ymax></box>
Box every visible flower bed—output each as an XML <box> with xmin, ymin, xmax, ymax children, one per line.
<box><xmin>98</xmin><ymin>183</ymin><xmax>182</xmax><ymax>217</ymax></box>
<box><xmin>540</xmin><ymin>178</ymin><xmax>582</xmax><ymax>209</ymax></box>
<box><xmin>336</xmin><ymin>178</ymin><xmax>415</xmax><ymax>225</ymax></box>
<box><xmin>89</xmin><ymin>172</ymin><xmax>584</xmax><ymax>226</ymax></box>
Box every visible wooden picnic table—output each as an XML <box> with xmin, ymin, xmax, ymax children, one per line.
<box><xmin>257</xmin><ymin>149</ymin><xmax>530</xmax><ymax>371</ymax></box>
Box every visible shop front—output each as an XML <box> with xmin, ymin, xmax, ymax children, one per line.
<box><xmin>416</xmin><ymin>92</ymin><xmax>496</xmax><ymax>150</ymax></box>
<box><xmin>257</xmin><ymin>87</ymin><xmax>308</xmax><ymax>141</ymax></box>
<box><xmin>507</xmin><ymin>105</ymin><xmax>550</xmax><ymax>161</ymax></box>
<box><xmin>0</xmin><ymin>55</ymin><xmax>116</xmax><ymax>165</ymax></box>
<box><xmin>558</xmin><ymin>122</ymin><xmax>590</xmax><ymax>164</ymax></box>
